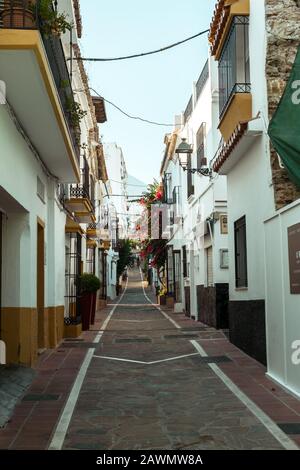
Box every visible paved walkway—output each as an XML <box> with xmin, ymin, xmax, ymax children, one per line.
<box><xmin>0</xmin><ymin>269</ymin><xmax>300</xmax><ymax>450</ymax></box>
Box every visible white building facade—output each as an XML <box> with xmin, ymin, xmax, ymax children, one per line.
<box><xmin>210</xmin><ymin>0</ymin><xmax>300</xmax><ymax>398</ymax></box>
<box><xmin>0</xmin><ymin>0</ymin><xmax>109</xmax><ymax>364</ymax></box>
<box><xmin>160</xmin><ymin>57</ymin><xmax>229</xmax><ymax>328</ymax></box>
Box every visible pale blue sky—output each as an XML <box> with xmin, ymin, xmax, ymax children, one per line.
<box><xmin>80</xmin><ymin>0</ymin><xmax>216</xmax><ymax>184</ymax></box>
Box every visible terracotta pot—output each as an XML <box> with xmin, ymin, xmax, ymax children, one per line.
<box><xmin>90</xmin><ymin>292</ymin><xmax>97</xmax><ymax>326</ymax></box>
<box><xmin>1</xmin><ymin>3</ymin><xmax>35</xmax><ymax>29</ymax></box>
<box><xmin>80</xmin><ymin>292</ymin><xmax>92</xmax><ymax>331</ymax></box>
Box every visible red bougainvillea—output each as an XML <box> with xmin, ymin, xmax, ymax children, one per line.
<box><xmin>139</xmin><ymin>180</ymin><xmax>163</xmax><ymax>208</ymax></box>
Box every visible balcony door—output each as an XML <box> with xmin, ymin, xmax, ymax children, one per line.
<box><xmin>173</xmin><ymin>250</ymin><xmax>182</xmax><ymax>303</ymax></box>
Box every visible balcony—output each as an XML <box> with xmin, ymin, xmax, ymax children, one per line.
<box><xmin>64</xmin><ymin>156</ymin><xmax>95</xmax><ymax>222</ymax></box>
<box><xmin>92</xmin><ymin>96</ymin><xmax>107</xmax><ymax>123</ymax></box>
<box><xmin>183</xmin><ymin>95</ymin><xmax>193</xmax><ymax>124</ymax></box>
<box><xmin>0</xmin><ymin>0</ymin><xmax>80</xmax><ymax>181</ymax></box>
<box><xmin>65</xmin><ymin>183</ymin><xmax>95</xmax><ymax>224</ymax></box>
<box><xmin>209</xmin><ymin>0</ymin><xmax>250</xmax><ymax>59</ymax></box>
<box><xmin>212</xmin><ymin>117</ymin><xmax>263</xmax><ymax>175</ymax></box>
<box><xmin>217</xmin><ymin>15</ymin><xmax>252</xmax><ymax>142</ymax></box>
<box><xmin>195</xmin><ymin>60</ymin><xmax>209</xmax><ymax>103</ymax></box>
<box><xmin>86</xmin><ymin>223</ymin><xmax>98</xmax><ymax>239</ymax></box>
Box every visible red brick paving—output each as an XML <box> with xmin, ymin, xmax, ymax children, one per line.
<box><xmin>0</xmin><ymin>277</ymin><xmax>299</xmax><ymax>449</ymax></box>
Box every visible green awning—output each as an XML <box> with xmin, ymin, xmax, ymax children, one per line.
<box><xmin>268</xmin><ymin>46</ymin><xmax>300</xmax><ymax>189</ymax></box>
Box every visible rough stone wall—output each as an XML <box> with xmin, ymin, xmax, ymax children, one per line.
<box><xmin>266</xmin><ymin>0</ymin><xmax>300</xmax><ymax>209</ymax></box>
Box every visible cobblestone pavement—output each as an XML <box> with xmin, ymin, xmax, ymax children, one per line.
<box><xmin>1</xmin><ymin>269</ymin><xmax>300</xmax><ymax>450</ymax></box>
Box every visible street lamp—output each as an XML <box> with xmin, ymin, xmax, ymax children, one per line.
<box><xmin>175</xmin><ymin>138</ymin><xmax>212</xmax><ymax>177</ymax></box>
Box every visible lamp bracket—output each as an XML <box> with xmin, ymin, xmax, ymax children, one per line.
<box><xmin>182</xmin><ymin>167</ymin><xmax>212</xmax><ymax>177</ymax></box>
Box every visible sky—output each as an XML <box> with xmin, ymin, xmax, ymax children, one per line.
<box><xmin>80</xmin><ymin>0</ymin><xmax>216</xmax><ymax>184</ymax></box>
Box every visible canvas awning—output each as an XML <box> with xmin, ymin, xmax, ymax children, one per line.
<box><xmin>268</xmin><ymin>46</ymin><xmax>300</xmax><ymax>189</ymax></box>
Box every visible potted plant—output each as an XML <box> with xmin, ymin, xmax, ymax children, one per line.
<box><xmin>158</xmin><ymin>286</ymin><xmax>167</xmax><ymax>306</ymax></box>
<box><xmin>79</xmin><ymin>273</ymin><xmax>100</xmax><ymax>330</ymax></box>
<box><xmin>37</xmin><ymin>0</ymin><xmax>72</xmax><ymax>37</ymax></box>
<box><xmin>1</xmin><ymin>0</ymin><xmax>36</xmax><ymax>29</ymax></box>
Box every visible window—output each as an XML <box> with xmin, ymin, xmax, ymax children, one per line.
<box><xmin>234</xmin><ymin>216</ymin><xmax>248</xmax><ymax>288</ymax></box>
<box><xmin>65</xmin><ymin>233</ymin><xmax>82</xmax><ymax>324</ymax></box>
<box><xmin>196</xmin><ymin>123</ymin><xmax>207</xmax><ymax>169</ymax></box>
<box><xmin>163</xmin><ymin>173</ymin><xmax>173</xmax><ymax>204</ymax></box>
<box><xmin>174</xmin><ymin>251</ymin><xmax>182</xmax><ymax>302</ymax></box>
<box><xmin>172</xmin><ymin>186</ymin><xmax>181</xmax><ymax>224</ymax></box>
<box><xmin>167</xmin><ymin>246</ymin><xmax>174</xmax><ymax>296</ymax></box>
<box><xmin>86</xmin><ymin>246</ymin><xmax>95</xmax><ymax>274</ymax></box>
<box><xmin>187</xmin><ymin>158</ymin><xmax>194</xmax><ymax>199</ymax></box>
<box><xmin>37</xmin><ymin>176</ymin><xmax>45</xmax><ymax>203</ymax></box>
<box><xmin>182</xmin><ymin>245</ymin><xmax>188</xmax><ymax>278</ymax></box>
<box><xmin>218</xmin><ymin>16</ymin><xmax>250</xmax><ymax>117</ymax></box>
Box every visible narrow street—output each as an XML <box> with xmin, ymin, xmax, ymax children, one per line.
<box><xmin>1</xmin><ymin>269</ymin><xmax>299</xmax><ymax>451</ymax></box>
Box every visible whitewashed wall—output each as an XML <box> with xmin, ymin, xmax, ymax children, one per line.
<box><xmin>264</xmin><ymin>200</ymin><xmax>300</xmax><ymax>397</ymax></box>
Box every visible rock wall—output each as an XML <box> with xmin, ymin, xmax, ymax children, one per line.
<box><xmin>265</xmin><ymin>0</ymin><xmax>300</xmax><ymax>208</ymax></box>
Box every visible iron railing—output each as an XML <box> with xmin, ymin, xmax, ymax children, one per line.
<box><xmin>183</xmin><ymin>95</ymin><xmax>193</xmax><ymax>124</ymax></box>
<box><xmin>187</xmin><ymin>159</ymin><xmax>194</xmax><ymax>199</ymax></box>
<box><xmin>218</xmin><ymin>16</ymin><xmax>250</xmax><ymax>118</ymax></box>
<box><xmin>162</xmin><ymin>172</ymin><xmax>173</xmax><ymax>204</ymax></box>
<box><xmin>89</xmin><ymin>177</ymin><xmax>95</xmax><ymax>210</ymax></box>
<box><xmin>0</xmin><ymin>0</ymin><xmax>80</xmax><ymax>163</ymax></box>
<box><xmin>196</xmin><ymin>60</ymin><xmax>209</xmax><ymax>102</ymax></box>
<box><xmin>197</xmin><ymin>143</ymin><xmax>206</xmax><ymax>168</ymax></box>
<box><xmin>64</xmin><ymin>232</ymin><xmax>82</xmax><ymax>325</ymax></box>
<box><xmin>69</xmin><ymin>183</ymin><xmax>89</xmax><ymax>200</ymax></box>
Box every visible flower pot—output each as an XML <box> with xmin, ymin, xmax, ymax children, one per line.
<box><xmin>90</xmin><ymin>292</ymin><xmax>97</xmax><ymax>326</ymax></box>
<box><xmin>166</xmin><ymin>295</ymin><xmax>175</xmax><ymax>308</ymax></box>
<box><xmin>80</xmin><ymin>292</ymin><xmax>92</xmax><ymax>331</ymax></box>
<box><xmin>159</xmin><ymin>295</ymin><xmax>166</xmax><ymax>306</ymax></box>
<box><xmin>1</xmin><ymin>2</ymin><xmax>35</xmax><ymax>29</ymax></box>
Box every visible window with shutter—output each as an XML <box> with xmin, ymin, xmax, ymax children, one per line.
<box><xmin>234</xmin><ymin>216</ymin><xmax>248</xmax><ymax>288</ymax></box>
<box><xmin>196</xmin><ymin>123</ymin><xmax>207</xmax><ymax>169</ymax></box>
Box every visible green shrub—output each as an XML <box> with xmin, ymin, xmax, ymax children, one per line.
<box><xmin>79</xmin><ymin>273</ymin><xmax>100</xmax><ymax>294</ymax></box>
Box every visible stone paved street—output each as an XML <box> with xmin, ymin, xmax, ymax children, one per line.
<box><xmin>0</xmin><ymin>269</ymin><xmax>300</xmax><ymax>450</ymax></box>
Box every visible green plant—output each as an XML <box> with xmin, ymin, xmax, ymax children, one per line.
<box><xmin>35</xmin><ymin>0</ymin><xmax>72</xmax><ymax>37</ymax></box>
<box><xmin>66</xmin><ymin>97</ymin><xmax>87</xmax><ymax>127</ymax></box>
<box><xmin>60</xmin><ymin>79</ymin><xmax>70</xmax><ymax>89</ymax></box>
<box><xmin>79</xmin><ymin>273</ymin><xmax>100</xmax><ymax>294</ymax></box>
<box><xmin>117</xmin><ymin>239</ymin><xmax>133</xmax><ymax>278</ymax></box>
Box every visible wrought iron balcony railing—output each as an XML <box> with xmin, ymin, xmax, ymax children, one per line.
<box><xmin>196</xmin><ymin>60</ymin><xmax>209</xmax><ymax>102</ymax></box>
<box><xmin>197</xmin><ymin>143</ymin><xmax>207</xmax><ymax>168</ymax></box>
<box><xmin>69</xmin><ymin>184</ymin><xmax>95</xmax><ymax>212</ymax></box>
<box><xmin>0</xmin><ymin>0</ymin><xmax>80</xmax><ymax>163</ymax></box>
<box><xmin>183</xmin><ymin>95</ymin><xmax>193</xmax><ymax>124</ymax></box>
<box><xmin>218</xmin><ymin>16</ymin><xmax>251</xmax><ymax>119</ymax></box>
